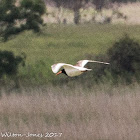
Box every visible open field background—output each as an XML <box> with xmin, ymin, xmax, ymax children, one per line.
<box><xmin>0</xmin><ymin>24</ymin><xmax>140</xmax><ymax>85</ymax></box>
<box><xmin>0</xmin><ymin>3</ymin><xmax>140</xmax><ymax>85</ymax></box>
<box><xmin>1</xmin><ymin>84</ymin><xmax>140</xmax><ymax>140</ymax></box>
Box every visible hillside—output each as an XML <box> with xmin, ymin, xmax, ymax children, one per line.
<box><xmin>0</xmin><ymin>24</ymin><xmax>140</xmax><ymax>85</ymax></box>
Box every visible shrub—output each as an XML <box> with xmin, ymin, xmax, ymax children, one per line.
<box><xmin>0</xmin><ymin>51</ymin><xmax>26</xmax><ymax>78</ymax></box>
<box><xmin>83</xmin><ymin>34</ymin><xmax>140</xmax><ymax>84</ymax></box>
<box><xmin>107</xmin><ymin>34</ymin><xmax>140</xmax><ymax>83</ymax></box>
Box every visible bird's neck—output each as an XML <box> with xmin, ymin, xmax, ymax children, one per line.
<box><xmin>62</xmin><ymin>69</ymin><xmax>68</xmax><ymax>76</ymax></box>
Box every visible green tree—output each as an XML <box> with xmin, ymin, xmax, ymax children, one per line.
<box><xmin>0</xmin><ymin>0</ymin><xmax>46</xmax><ymax>41</ymax></box>
<box><xmin>0</xmin><ymin>51</ymin><xmax>26</xmax><ymax>77</ymax></box>
<box><xmin>107</xmin><ymin>35</ymin><xmax>140</xmax><ymax>83</ymax></box>
<box><xmin>0</xmin><ymin>50</ymin><xmax>26</xmax><ymax>88</ymax></box>
<box><xmin>85</xmin><ymin>35</ymin><xmax>140</xmax><ymax>84</ymax></box>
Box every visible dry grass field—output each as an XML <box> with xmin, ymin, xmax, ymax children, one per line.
<box><xmin>1</xmin><ymin>84</ymin><xmax>140</xmax><ymax>140</ymax></box>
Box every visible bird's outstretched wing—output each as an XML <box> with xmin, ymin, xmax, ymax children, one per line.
<box><xmin>76</xmin><ymin>60</ymin><xmax>110</xmax><ymax>68</ymax></box>
<box><xmin>51</xmin><ymin>63</ymin><xmax>82</xmax><ymax>73</ymax></box>
<box><xmin>51</xmin><ymin>63</ymin><xmax>66</xmax><ymax>73</ymax></box>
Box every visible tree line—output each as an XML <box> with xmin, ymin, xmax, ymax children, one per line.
<box><xmin>45</xmin><ymin>0</ymin><xmax>140</xmax><ymax>24</ymax></box>
<box><xmin>0</xmin><ymin>0</ymin><xmax>140</xmax><ymax>40</ymax></box>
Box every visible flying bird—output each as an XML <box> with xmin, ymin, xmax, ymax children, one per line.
<box><xmin>51</xmin><ymin>60</ymin><xmax>110</xmax><ymax>77</ymax></box>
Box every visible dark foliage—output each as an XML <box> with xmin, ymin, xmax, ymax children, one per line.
<box><xmin>90</xmin><ymin>0</ymin><xmax>140</xmax><ymax>11</ymax></box>
<box><xmin>20</xmin><ymin>0</ymin><xmax>46</xmax><ymax>32</ymax></box>
<box><xmin>108</xmin><ymin>35</ymin><xmax>140</xmax><ymax>74</ymax></box>
<box><xmin>82</xmin><ymin>35</ymin><xmax>140</xmax><ymax>84</ymax></box>
<box><xmin>106</xmin><ymin>34</ymin><xmax>140</xmax><ymax>83</ymax></box>
<box><xmin>91</xmin><ymin>0</ymin><xmax>107</xmax><ymax>11</ymax></box>
<box><xmin>0</xmin><ymin>51</ymin><xmax>26</xmax><ymax>77</ymax></box>
<box><xmin>110</xmin><ymin>0</ymin><xmax>139</xmax><ymax>2</ymax></box>
<box><xmin>0</xmin><ymin>0</ymin><xmax>46</xmax><ymax>41</ymax></box>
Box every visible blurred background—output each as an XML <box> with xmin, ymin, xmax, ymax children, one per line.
<box><xmin>0</xmin><ymin>0</ymin><xmax>140</xmax><ymax>140</ymax></box>
<box><xmin>44</xmin><ymin>0</ymin><xmax>140</xmax><ymax>25</ymax></box>
<box><xmin>0</xmin><ymin>0</ymin><xmax>140</xmax><ymax>87</ymax></box>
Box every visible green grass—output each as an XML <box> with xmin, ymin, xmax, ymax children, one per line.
<box><xmin>0</xmin><ymin>24</ymin><xmax>140</xmax><ymax>84</ymax></box>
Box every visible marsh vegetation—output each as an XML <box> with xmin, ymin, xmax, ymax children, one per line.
<box><xmin>1</xmin><ymin>84</ymin><xmax>140</xmax><ymax>140</ymax></box>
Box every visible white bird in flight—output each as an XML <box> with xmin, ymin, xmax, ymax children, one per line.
<box><xmin>51</xmin><ymin>60</ymin><xmax>110</xmax><ymax>77</ymax></box>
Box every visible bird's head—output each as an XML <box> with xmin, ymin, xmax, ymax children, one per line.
<box><xmin>56</xmin><ymin>69</ymin><xmax>67</xmax><ymax>76</ymax></box>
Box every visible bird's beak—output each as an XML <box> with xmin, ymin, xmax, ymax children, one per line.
<box><xmin>56</xmin><ymin>71</ymin><xmax>62</xmax><ymax>75</ymax></box>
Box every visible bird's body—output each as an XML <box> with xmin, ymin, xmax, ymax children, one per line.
<box><xmin>62</xmin><ymin>65</ymin><xmax>92</xmax><ymax>77</ymax></box>
<box><xmin>51</xmin><ymin>60</ymin><xmax>109</xmax><ymax>77</ymax></box>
